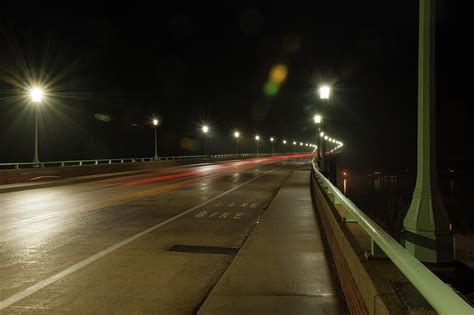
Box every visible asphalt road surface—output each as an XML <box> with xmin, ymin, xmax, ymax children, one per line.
<box><xmin>0</xmin><ymin>156</ymin><xmax>311</xmax><ymax>314</ymax></box>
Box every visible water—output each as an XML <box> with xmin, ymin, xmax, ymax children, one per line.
<box><xmin>336</xmin><ymin>172</ymin><xmax>474</xmax><ymax>238</ymax></box>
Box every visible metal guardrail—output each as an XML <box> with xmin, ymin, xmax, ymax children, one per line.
<box><xmin>0</xmin><ymin>152</ymin><xmax>307</xmax><ymax>170</ymax></box>
<box><xmin>311</xmin><ymin>159</ymin><xmax>473</xmax><ymax>315</ymax></box>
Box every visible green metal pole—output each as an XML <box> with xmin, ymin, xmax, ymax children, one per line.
<box><xmin>33</xmin><ymin>106</ymin><xmax>40</xmax><ymax>164</ymax></box>
<box><xmin>317</xmin><ymin>126</ymin><xmax>321</xmax><ymax>163</ymax></box>
<box><xmin>402</xmin><ymin>0</ymin><xmax>453</xmax><ymax>263</ymax></box>
<box><xmin>154</xmin><ymin>126</ymin><xmax>158</xmax><ymax>160</ymax></box>
<box><xmin>321</xmin><ymin>100</ymin><xmax>326</xmax><ymax>171</ymax></box>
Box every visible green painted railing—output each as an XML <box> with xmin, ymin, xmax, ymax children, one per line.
<box><xmin>311</xmin><ymin>160</ymin><xmax>473</xmax><ymax>315</ymax></box>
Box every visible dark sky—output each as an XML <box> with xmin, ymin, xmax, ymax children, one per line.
<box><xmin>0</xmin><ymin>1</ymin><xmax>472</xmax><ymax>172</ymax></box>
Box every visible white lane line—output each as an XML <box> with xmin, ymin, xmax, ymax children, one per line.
<box><xmin>0</xmin><ymin>166</ymin><xmax>280</xmax><ymax>310</ymax></box>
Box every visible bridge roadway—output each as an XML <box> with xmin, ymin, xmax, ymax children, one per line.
<box><xmin>0</xmin><ymin>156</ymin><xmax>345</xmax><ymax>314</ymax></box>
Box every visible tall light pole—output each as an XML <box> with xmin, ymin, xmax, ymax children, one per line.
<box><xmin>255</xmin><ymin>135</ymin><xmax>260</xmax><ymax>155</ymax></box>
<box><xmin>402</xmin><ymin>0</ymin><xmax>453</xmax><ymax>263</ymax></box>
<box><xmin>270</xmin><ymin>137</ymin><xmax>275</xmax><ymax>155</ymax></box>
<box><xmin>30</xmin><ymin>87</ymin><xmax>43</xmax><ymax>164</ymax></box>
<box><xmin>292</xmin><ymin>141</ymin><xmax>296</xmax><ymax>153</ymax></box>
<box><xmin>314</xmin><ymin>114</ymin><xmax>322</xmax><ymax>161</ymax></box>
<box><xmin>282</xmin><ymin>139</ymin><xmax>287</xmax><ymax>153</ymax></box>
<box><xmin>202</xmin><ymin>125</ymin><xmax>209</xmax><ymax>155</ymax></box>
<box><xmin>153</xmin><ymin>118</ymin><xmax>159</xmax><ymax>160</ymax></box>
<box><xmin>319</xmin><ymin>85</ymin><xmax>330</xmax><ymax>170</ymax></box>
<box><xmin>234</xmin><ymin>131</ymin><xmax>240</xmax><ymax>154</ymax></box>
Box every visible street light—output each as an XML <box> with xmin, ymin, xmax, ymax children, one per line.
<box><xmin>314</xmin><ymin>114</ymin><xmax>323</xmax><ymax>160</ymax></box>
<box><xmin>31</xmin><ymin>88</ymin><xmax>43</xmax><ymax>103</ymax></box>
<box><xmin>255</xmin><ymin>135</ymin><xmax>260</xmax><ymax>155</ymax></box>
<box><xmin>319</xmin><ymin>85</ymin><xmax>330</xmax><ymax>170</ymax></box>
<box><xmin>234</xmin><ymin>131</ymin><xmax>240</xmax><ymax>154</ymax></box>
<box><xmin>30</xmin><ymin>87</ymin><xmax>43</xmax><ymax>164</ymax></box>
<box><xmin>319</xmin><ymin>85</ymin><xmax>330</xmax><ymax>99</ymax></box>
<box><xmin>314</xmin><ymin>114</ymin><xmax>322</xmax><ymax>124</ymax></box>
<box><xmin>292</xmin><ymin>141</ymin><xmax>296</xmax><ymax>153</ymax></box>
<box><xmin>270</xmin><ymin>137</ymin><xmax>275</xmax><ymax>155</ymax></box>
<box><xmin>153</xmin><ymin>118</ymin><xmax>159</xmax><ymax>160</ymax></box>
<box><xmin>202</xmin><ymin>125</ymin><xmax>209</xmax><ymax>155</ymax></box>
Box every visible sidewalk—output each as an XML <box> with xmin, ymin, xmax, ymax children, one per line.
<box><xmin>198</xmin><ymin>168</ymin><xmax>345</xmax><ymax>314</ymax></box>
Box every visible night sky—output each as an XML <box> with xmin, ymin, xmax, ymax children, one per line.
<box><xmin>0</xmin><ymin>1</ymin><xmax>472</xmax><ymax>173</ymax></box>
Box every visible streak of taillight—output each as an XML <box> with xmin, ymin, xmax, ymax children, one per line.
<box><xmin>120</xmin><ymin>153</ymin><xmax>314</xmax><ymax>187</ymax></box>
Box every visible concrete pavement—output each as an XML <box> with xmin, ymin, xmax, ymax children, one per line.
<box><xmin>0</xmin><ymin>156</ymin><xmax>319</xmax><ymax>313</ymax></box>
<box><xmin>199</xmin><ymin>168</ymin><xmax>346</xmax><ymax>314</ymax></box>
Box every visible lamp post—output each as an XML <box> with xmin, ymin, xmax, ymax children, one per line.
<box><xmin>234</xmin><ymin>131</ymin><xmax>240</xmax><ymax>155</ymax></box>
<box><xmin>255</xmin><ymin>135</ymin><xmax>260</xmax><ymax>155</ymax></box>
<box><xmin>202</xmin><ymin>125</ymin><xmax>209</xmax><ymax>155</ymax></box>
<box><xmin>30</xmin><ymin>87</ymin><xmax>43</xmax><ymax>164</ymax></box>
<box><xmin>319</xmin><ymin>85</ymin><xmax>330</xmax><ymax>170</ymax></box>
<box><xmin>270</xmin><ymin>137</ymin><xmax>275</xmax><ymax>155</ymax></box>
<box><xmin>153</xmin><ymin>118</ymin><xmax>159</xmax><ymax>160</ymax></box>
<box><xmin>314</xmin><ymin>114</ymin><xmax>322</xmax><ymax>161</ymax></box>
<box><xmin>282</xmin><ymin>139</ymin><xmax>287</xmax><ymax>153</ymax></box>
<box><xmin>292</xmin><ymin>141</ymin><xmax>296</xmax><ymax>153</ymax></box>
<box><xmin>401</xmin><ymin>0</ymin><xmax>453</xmax><ymax>263</ymax></box>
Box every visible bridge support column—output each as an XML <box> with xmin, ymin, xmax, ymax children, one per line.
<box><xmin>401</xmin><ymin>0</ymin><xmax>453</xmax><ymax>263</ymax></box>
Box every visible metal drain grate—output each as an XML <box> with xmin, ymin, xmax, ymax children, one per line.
<box><xmin>168</xmin><ymin>245</ymin><xmax>239</xmax><ymax>255</ymax></box>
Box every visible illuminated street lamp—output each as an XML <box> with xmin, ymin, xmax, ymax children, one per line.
<box><xmin>270</xmin><ymin>137</ymin><xmax>275</xmax><ymax>155</ymax></box>
<box><xmin>314</xmin><ymin>114</ymin><xmax>322</xmax><ymax>124</ymax></box>
<box><xmin>314</xmin><ymin>114</ymin><xmax>323</xmax><ymax>160</ymax></box>
<box><xmin>30</xmin><ymin>87</ymin><xmax>43</xmax><ymax>164</ymax></box>
<box><xmin>319</xmin><ymin>85</ymin><xmax>330</xmax><ymax>170</ymax></box>
<box><xmin>319</xmin><ymin>85</ymin><xmax>330</xmax><ymax>99</ymax></box>
<box><xmin>202</xmin><ymin>125</ymin><xmax>209</xmax><ymax>155</ymax></box>
<box><xmin>292</xmin><ymin>141</ymin><xmax>296</xmax><ymax>153</ymax></box>
<box><xmin>153</xmin><ymin>118</ymin><xmax>159</xmax><ymax>160</ymax></box>
<box><xmin>255</xmin><ymin>135</ymin><xmax>260</xmax><ymax>155</ymax></box>
<box><xmin>234</xmin><ymin>131</ymin><xmax>240</xmax><ymax>154</ymax></box>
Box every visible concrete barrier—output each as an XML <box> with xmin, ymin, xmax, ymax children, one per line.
<box><xmin>310</xmin><ymin>174</ymin><xmax>436</xmax><ymax>315</ymax></box>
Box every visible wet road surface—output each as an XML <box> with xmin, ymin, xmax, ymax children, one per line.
<box><xmin>0</xmin><ymin>156</ymin><xmax>311</xmax><ymax>313</ymax></box>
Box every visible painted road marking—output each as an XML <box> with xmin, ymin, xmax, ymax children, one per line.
<box><xmin>194</xmin><ymin>211</ymin><xmax>246</xmax><ymax>219</ymax></box>
<box><xmin>0</xmin><ymin>166</ymin><xmax>280</xmax><ymax>310</ymax></box>
<box><xmin>0</xmin><ymin>166</ymin><xmax>252</xmax><ymax>232</ymax></box>
<box><xmin>213</xmin><ymin>201</ymin><xmax>260</xmax><ymax>208</ymax></box>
